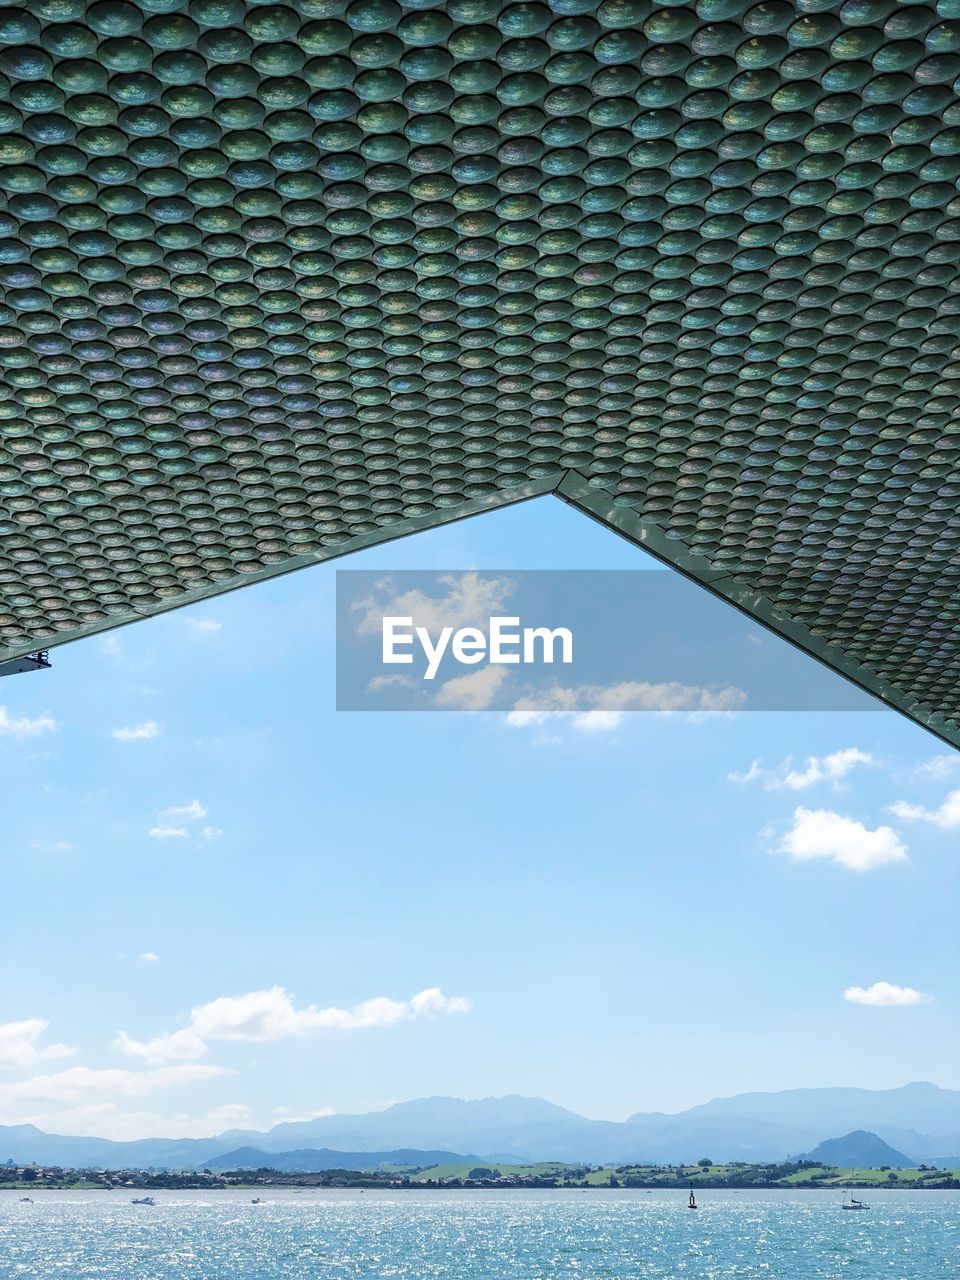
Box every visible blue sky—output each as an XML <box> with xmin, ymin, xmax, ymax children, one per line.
<box><xmin>2</xmin><ymin>497</ymin><xmax>958</xmax><ymax>1140</ymax></box>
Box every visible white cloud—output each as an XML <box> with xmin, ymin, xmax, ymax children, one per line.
<box><xmin>781</xmin><ymin>749</ymin><xmax>874</xmax><ymax>790</ymax></box>
<box><xmin>843</xmin><ymin>982</ymin><xmax>933</xmax><ymax>1007</ymax></box>
<box><xmin>115</xmin><ymin>986</ymin><xmax>472</xmax><ymax>1062</ymax></box>
<box><xmin>909</xmin><ymin>754</ymin><xmax>959</xmax><ymax>783</ymax></box>
<box><xmin>508</xmin><ymin>680</ymin><xmax>745</xmax><ymax>731</ymax></box>
<box><xmin>596</xmin><ymin>681</ymin><xmax>743</xmax><ymax>714</ymax></box>
<box><xmin>729</xmin><ymin>748</ymin><xmax>873</xmax><ymax>790</ymax></box>
<box><xmin>201</xmin><ymin>1102</ymin><xmax>252</xmax><ymax>1126</ymax></box>
<box><xmin>189</xmin><ymin>985</ymin><xmax>471</xmax><ymax>1042</ymax></box>
<box><xmin>779</xmin><ymin>808</ymin><xmax>907</xmax><ymax>872</ymax></box>
<box><xmin>0</xmin><ymin>1019</ymin><xmax>75</xmax><ymax>1069</ymax></box>
<box><xmin>352</xmin><ymin>572</ymin><xmax>515</xmax><ymax>639</ymax></box>
<box><xmin>0</xmin><ymin>1099</ymin><xmax>248</xmax><ymax>1142</ymax></box>
<box><xmin>889</xmin><ymin>788</ymin><xmax>960</xmax><ymax>829</ymax></box>
<box><xmin>367</xmin><ymin>673</ymin><xmax>417</xmax><ymax>693</ymax></box>
<box><xmin>0</xmin><ymin>1063</ymin><xmax>225</xmax><ymax>1108</ymax></box>
<box><xmin>433</xmin><ymin>665</ymin><xmax>508</xmax><ymax>711</ymax></box>
<box><xmin>166</xmin><ymin>800</ymin><xmax>206</xmax><ymax>822</ymax></box>
<box><xmin>728</xmin><ymin>759</ymin><xmax>764</xmax><ymax>784</ymax></box>
<box><xmin>272</xmin><ymin>1105</ymin><xmax>336</xmax><ymax>1121</ymax></box>
<box><xmin>139</xmin><ymin>952</ymin><xmax>160</xmax><ymax>963</ymax></box>
<box><xmin>148</xmin><ymin>800</ymin><xmax>208</xmax><ymax>840</ymax></box>
<box><xmin>184</xmin><ymin>617</ymin><xmax>222</xmax><ymax>634</ymax></box>
<box><xmin>408</xmin><ymin>988</ymin><xmax>471</xmax><ymax>1017</ymax></box>
<box><xmin>113</xmin><ymin>1028</ymin><xmax>209</xmax><ymax>1064</ymax></box>
<box><xmin>112</xmin><ymin>720</ymin><xmax>161</xmax><ymax>742</ymax></box>
<box><xmin>199</xmin><ymin>826</ymin><xmax>223</xmax><ymax>843</ymax></box>
<box><xmin>99</xmin><ymin>635</ymin><xmax>123</xmax><ymax>658</ymax></box>
<box><xmin>0</xmin><ymin>707</ymin><xmax>57</xmax><ymax>738</ymax></box>
<box><xmin>571</xmin><ymin>709</ymin><xmax>623</xmax><ymax>733</ymax></box>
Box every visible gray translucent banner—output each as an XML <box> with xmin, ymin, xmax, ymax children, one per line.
<box><xmin>335</xmin><ymin>570</ymin><xmax>878</xmax><ymax>715</ymax></box>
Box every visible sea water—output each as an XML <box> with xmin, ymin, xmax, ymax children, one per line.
<box><xmin>1</xmin><ymin>1188</ymin><xmax>957</xmax><ymax>1279</ymax></box>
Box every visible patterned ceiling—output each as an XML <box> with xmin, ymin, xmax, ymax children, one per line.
<box><xmin>1</xmin><ymin>0</ymin><xmax>959</xmax><ymax>742</ymax></box>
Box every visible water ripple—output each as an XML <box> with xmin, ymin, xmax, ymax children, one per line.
<box><xmin>1</xmin><ymin>1189</ymin><xmax>957</xmax><ymax>1280</ymax></box>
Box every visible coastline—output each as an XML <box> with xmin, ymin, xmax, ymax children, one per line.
<box><xmin>4</xmin><ymin>1177</ymin><xmax>959</xmax><ymax>1193</ymax></box>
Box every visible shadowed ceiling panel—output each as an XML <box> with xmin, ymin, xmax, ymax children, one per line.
<box><xmin>0</xmin><ymin>0</ymin><xmax>959</xmax><ymax>741</ymax></box>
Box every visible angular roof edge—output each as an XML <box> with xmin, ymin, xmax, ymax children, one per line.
<box><xmin>5</xmin><ymin>467</ymin><xmax>956</xmax><ymax>751</ymax></box>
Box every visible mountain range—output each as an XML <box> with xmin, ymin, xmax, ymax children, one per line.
<box><xmin>3</xmin><ymin>1083</ymin><xmax>959</xmax><ymax>1170</ymax></box>
<box><xmin>204</xmin><ymin>1147</ymin><xmax>475</xmax><ymax>1172</ymax></box>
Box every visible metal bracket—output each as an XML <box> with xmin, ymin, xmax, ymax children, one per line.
<box><xmin>0</xmin><ymin>651</ymin><xmax>51</xmax><ymax>679</ymax></box>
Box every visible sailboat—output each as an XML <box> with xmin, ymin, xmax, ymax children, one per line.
<box><xmin>841</xmin><ymin>1192</ymin><xmax>868</xmax><ymax>1211</ymax></box>
<box><xmin>687</xmin><ymin>1186</ymin><xmax>698</xmax><ymax>1210</ymax></box>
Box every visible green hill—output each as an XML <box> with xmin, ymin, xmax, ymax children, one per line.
<box><xmin>799</xmin><ymin>1131</ymin><xmax>917</xmax><ymax>1168</ymax></box>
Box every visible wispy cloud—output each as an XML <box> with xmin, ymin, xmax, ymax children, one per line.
<box><xmin>843</xmin><ymin>982</ymin><xmax>933</xmax><ymax>1007</ymax></box>
<box><xmin>729</xmin><ymin>748</ymin><xmax>873</xmax><ymax>790</ymax></box>
<box><xmin>184</xmin><ymin>617</ymin><xmax>222</xmax><ymax>635</ymax></box>
<box><xmin>568</xmin><ymin>709</ymin><xmax>622</xmax><ymax>733</ymax></box>
<box><xmin>0</xmin><ymin>1019</ymin><xmax>75</xmax><ymax>1069</ymax></box>
<box><xmin>198</xmin><ymin>1102</ymin><xmax>253</xmax><ymax>1128</ymax></box>
<box><xmin>114</xmin><ymin>986</ymin><xmax>472</xmax><ymax>1062</ymax></box>
<box><xmin>352</xmin><ymin>572</ymin><xmax>515</xmax><ymax>638</ymax></box>
<box><xmin>113</xmin><ymin>1029</ymin><xmax>208</xmax><ymax>1064</ymax></box>
<box><xmin>112</xmin><ymin>720</ymin><xmax>161</xmax><ymax>743</ymax></box>
<box><xmin>272</xmin><ymin>1104</ymin><xmax>337</xmax><ymax>1122</ymax></box>
<box><xmin>191</xmin><ymin>985</ymin><xmax>472</xmax><ymax>1041</ymax></box>
<box><xmin>433</xmin><ymin>666</ymin><xmax>509</xmax><ymax>711</ymax></box>
<box><xmin>0</xmin><ymin>707</ymin><xmax>57</xmax><ymax>738</ymax></box>
<box><xmin>779</xmin><ymin>808</ymin><xmax>907</xmax><ymax>872</ymax></box>
<box><xmin>728</xmin><ymin>759</ymin><xmax>763</xmax><ymax>784</ymax></box>
<box><xmin>366</xmin><ymin>667</ymin><xmax>738</xmax><ymax>723</ymax></box>
<box><xmin>508</xmin><ymin>680</ymin><xmax>746</xmax><ymax>731</ymax></box>
<box><xmin>0</xmin><ymin>1063</ymin><xmax>227</xmax><ymax>1106</ymax></box>
<box><xmin>909</xmin><ymin>754</ymin><xmax>960</xmax><ymax>783</ymax></box>
<box><xmin>888</xmin><ymin>788</ymin><xmax>960</xmax><ymax>829</ymax></box>
<box><xmin>0</xmin><ymin>1099</ymin><xmax>251</xmax><ymax>1142</ymax></box>
<box><xmin>148</xmin><ymin>800</ymin><xmax>208</xmax><ymax>840</ymax></box>
<box><xmin>139</xmin><ymin>952</ymin><xmax>160</xmax><ymax>964</ymax></box>
<box><xmin>367</xmin><ymin>673</ymin><xmax>417</xmax><ymax>693</ymax></box>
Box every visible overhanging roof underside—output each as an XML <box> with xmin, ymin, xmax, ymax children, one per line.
<box><xmin>1</xmin><ymin>0</ymin><xmax>960</xmax><ymax>743</ymax></box>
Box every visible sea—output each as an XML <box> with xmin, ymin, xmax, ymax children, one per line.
<box><xmin>1</xmin><ymin>1188</ymin><xmax>957</xmax><ymax>1279</ymax></box>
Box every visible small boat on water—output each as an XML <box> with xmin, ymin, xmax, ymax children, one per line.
<box><xmin>20</xmin><ymin>1197</ymin><xmax>32</xmax><ymax>1203</ymax></box>
<box><xmin>687</xmin><ymin>1186</ymin><xmax>698</xmax><ymax>1210</ymax></box>
<box><xmin>131</xmin><ymin>1196</ymin><xmax>156</xmax><ymax>1206</ymax></box>
<box><xmin>250</xmin><ymin>1197</ymin><xmax>263</xmax><ymax>1204</ymax></box>
<box><xmin>842</xmin><ymin>1194</ymin><xmax>868</xmax><ymax>1211</ymax></box>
